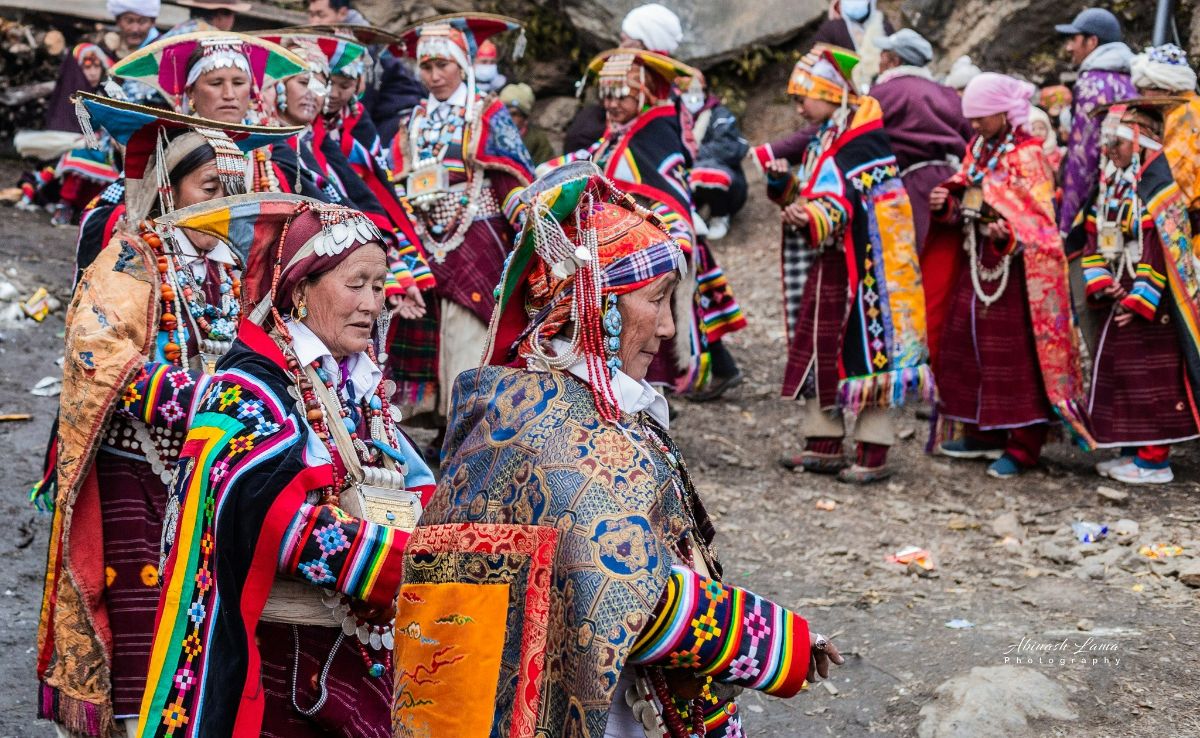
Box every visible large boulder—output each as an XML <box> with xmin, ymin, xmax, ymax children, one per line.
<box><xmin>918</xmin><ymin>665</ymin><xmax>1078</xmax><ymax>738</ymax></box>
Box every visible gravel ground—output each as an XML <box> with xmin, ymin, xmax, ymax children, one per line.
<box><xmin>1</xmin><ymin>91</ymin><xmax>1198</xmax><ymax>737</ymax></box>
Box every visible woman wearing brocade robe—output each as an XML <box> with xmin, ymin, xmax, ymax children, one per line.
<box><xmin>36</xmin><ymin>97</ymin><xmax>296</xmax><ymax>738</ymax></box>
<box><xmin>385</xmin><ymin>13</ymin><xmax>534</xmax><ymax>428</ymax></box>
<box><xmin>393</xmin><ymin>162</ymin><xmax>843</xmax><ymax>738</ymax></box>
<box><xmin>136</xmin><ymin>194</ymin><xmax>434</xmax><ymax>737</ymax></box>
<box><xmin>927</xmin><ymin>73</ymin><xmax>1091</xmax><ymax>478</ymax></box>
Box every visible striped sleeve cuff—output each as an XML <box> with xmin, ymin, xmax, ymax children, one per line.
<box><xmin>804</xmin><ymin>199</ymin><xmax>846</xmax><ymax>245</ymax></box>
<box><xmin>278</xmin><ymin>502</ymin><xmax>408</xmax><ymax>608</ymax></box>
<box><xmin>628</xmin><ymin>564</ymin><xmax>811</xmax><ymax>698</ymax></box>
<box><xmin>1121</xmin><ymin>263</ymin><xmax>1166</xmax><ymax>320</ymax></box>
<box><xmin>1081</xmin><ymin>254</ymin><xmax>1115</xmax><ymax>296</ymax></box>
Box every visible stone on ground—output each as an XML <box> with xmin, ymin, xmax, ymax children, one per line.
<box><xmin>917</xmin><ymin>665</ymin><xmax>1077</xmax><ymax>738</ymax></box>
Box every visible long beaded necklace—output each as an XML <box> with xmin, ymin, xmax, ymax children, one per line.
<box><xmin>1097</xmin><ymin>160</ymin><xmax>1144</xmax><ymax>279</ymax></box>
<box><xmin>962</xmin><ymin>131</ymin><xmax>1017</xmax><ymax>307</ymax></box>
<box><xmin>405</xmin><ymin>96</ymin><xmax>485</xmax><ymax>261</ymax></box>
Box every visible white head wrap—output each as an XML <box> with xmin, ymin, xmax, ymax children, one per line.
<box><xmin>108</xmin><ymin>0</ymin><xmax>159</xmax><ymax>18</ymax></box>
<box><xmin>944</xmin><ymin>55</ymin><xmax>982</xmax><ymax>91</ymax></box>
<box><xmin>1130</xmin><ymin>44</ymin><xmax>1197</xmax><ymax>93</ymax></box>
<box><xmin>185</xmin><ymin>38</ymin><xmax>252</xmax><ymax>89</ymax></box>
<box><xmin>621</xmin><ymin>3</ymin><xmax>683</xmax><ymax>55</ymax></box>
<box><xmin>1027</xmin><ymin>106</ymin><xmax>1059</xmax><ymax>157</ymax></box>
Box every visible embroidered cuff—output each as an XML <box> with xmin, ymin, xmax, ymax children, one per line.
<box><xmin>1081</xmin><ymin>254</ymin><xmax>1115</xmax><ymax>297</ymax></box>
<box><xmin>1121</xmin><ymin>264</ymin><xmax>1166</xmax><ymax>320</ymax></box>
<box><xmin>118</xmin><ymin>362</ymin><xmax>206</xmax><ymax>430</ymax></box>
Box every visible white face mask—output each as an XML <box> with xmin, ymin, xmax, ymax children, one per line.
<box><xmin>474</xmin><ymin>63</ymin><xmax>498</xmax><ymax>83</ymax></box>
<box><xmin>683</xmin><ymin>92</ymin><xmax>705</xmax><ymax>115</ymax></box>
<box><xmin>841</xmin><ymin>0</ymin><xmax>871</xmax><ymax>22</ymax></box>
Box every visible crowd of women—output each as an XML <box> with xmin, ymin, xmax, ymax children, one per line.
<box><xmin>30</xmin><ymin>0</ymin><xmax>1200</xmax><ymax>737</ymax></box>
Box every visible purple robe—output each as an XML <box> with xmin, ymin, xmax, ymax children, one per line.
<box><xmin>1058</xmin><ymin>68</ymin><xmax>1136</xmax><ymax>236</ymax></box>
<box><xmin>870</xmin><ymin>70</ymin><xmax>972</xmax><ymax>249</ymax></box>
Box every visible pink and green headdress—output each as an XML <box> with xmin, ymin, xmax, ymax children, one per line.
<box><xmin>486</xmin><ymin>161</ymin><xmax>684</xmax><ymax>422</ymax></box>
<box><xmin>110</xmin><ymin>31</ymin><xmax>306</xmax><ymax>112</ymax></box>
<box><xmin>787</xmin><ymin>43</ymin><xmax>860</xmax><ymax>106</ymax></box>
<box><xmin>256</xmin><ymin>27</ymin><xmax>374</xmax><ymax>79</ymax></box>
<box><xmin>74</xmin><ymin>91</ymin><xmax>302</xmax><ymax>223</ymax></box>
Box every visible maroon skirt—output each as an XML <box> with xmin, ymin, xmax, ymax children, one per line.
<box><xmin>782</xmin><ymin>246</ymin><xmax>849</xmax><ymax>407</ymax></box>
<box><xmin>936</xmin><ymin>243</ymin><xmax>1053</xmax><ymax>429</ymax></box>
<box><xmin>96</xmin><ymin>450</ymin><xmax>168</xmax><ymax>717</ymax></box>
<box><xmin>1088</xmin><ymin>297</ymin><xmax>1199</xmax><ymax>446</ymax></box>
<box><xmin>259</xmin><ymin>621</ymin><xmax>393</xmax><ymax>738</ymax></box>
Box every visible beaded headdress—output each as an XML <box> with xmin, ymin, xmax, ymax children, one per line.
<box><xmin>185</xmin><ymin>37</ymin><xmax>253</xmax><ymax>89</ymax></box>
<box><xmin>486</xmin><ymin>161</ymin><xmax>685</xmax><ymax>422</ymax></box>
<box><xmin>73</xmin><ymin>91</ymin><xmax>302</xmax><ymax>224</ymax></box>
<box><xmin>580</xmin><ymin>47</ymin><xmax>698</xmax><ymax>105</ymax></box>
<box><xmin>787</xmin><ymin>44</ymin><xmax>860</xmax><ymax>107</ymax></box>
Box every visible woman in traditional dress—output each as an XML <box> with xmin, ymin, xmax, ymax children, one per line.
<box><xmin>926</xmin><ymin>73</ymin><xmax>1091</xmax><ymax>478</ymax></box>
<box><xmin>547</xmin><ymin>48</ymin><xmax>748</xmax><ymax>398</ymax></box>
<box><xmin>36</xmin><ymin>96</ymin><xmax>296</xmax><ymax>738</ymax></box>
<box><xmin>393</xmin><ymin>162</ymin><xmax>843</xmax><ymax>738</ymax></box>
<box><xmin>770</xmin><ymin>45</ymin><xmax>931</xmax><ymax>484</ymax></box>
<box><xmin>135</xmin><ymin>193</ymin><xmax>435</xmax><ymax>738</ymax></box>
<box><xmin>83</xmin><ymin>32</ymin><xmax>308</xmax><ymax>269</ymax></box>
<box><xmin>1072</xmin><ymin>101</ymin><xmax>1200</xmax><ymax>484</ymax></box>
<box><xmin>385</xmin><ymin>13</ymin><xmax>534</xmax><ymax>427</ymax></box>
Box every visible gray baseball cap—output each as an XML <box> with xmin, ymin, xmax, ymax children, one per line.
<box><xmin>1055</xmin><ymin>8</ymin><xmax>1122</xmax><ymax>44</ymax></box>
<box><xmin>875</xmin><ymin>28</ymin><xmax>934</xmax><ymax>66</ymax></box>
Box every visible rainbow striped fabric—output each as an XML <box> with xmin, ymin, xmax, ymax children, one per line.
<box><xmin>628</xmin><ymin>564</ymin><xmax>811</xmax><ymax>698</ymax></box>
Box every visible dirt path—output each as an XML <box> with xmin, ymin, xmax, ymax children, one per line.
<box><xmin>1</xmin><ymin>98</ymin><xmax>1198</xmax><ymax>737</ymax></box>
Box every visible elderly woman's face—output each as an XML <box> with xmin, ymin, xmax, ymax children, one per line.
<box><xmin>616</xmin><ymin>273</ymin><xmax>678</xmax><ymax>381</ymax></box>
<box><xmin>188</xmin><ymin>67</ymin><xmax>251</xmax><ymax>124</ymax></box>
<box><xmin>293</xmin><ymin>245</ymin><xmax>389</xmax><ymax>359</ymax></box>
<box><xmin>603</xmin><ymin>94</ymin><xmax>641</xmax><ymax>126</ymax></box>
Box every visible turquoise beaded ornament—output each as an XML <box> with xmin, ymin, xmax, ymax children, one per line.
<box><xmin>603</xmin><ymin>293</ymin><xmax>622</xmax><ymax>376</ymax></box>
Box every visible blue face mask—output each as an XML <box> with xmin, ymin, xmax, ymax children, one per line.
<box><xmin>842</xmin><ymin>0</ymin><xmax>871</xmax><ymax>22</ymax></box>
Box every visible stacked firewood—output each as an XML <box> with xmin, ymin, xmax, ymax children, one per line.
<box><xmin>0</xmin><ymin>19</ymin><xmax>72</xmax><ymax>138</ymax></box>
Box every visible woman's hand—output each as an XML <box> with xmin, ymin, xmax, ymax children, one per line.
<box><xmin>389</xmin><ymin>285</ymin><xmax>427</xmax><ymax>320</ymax></box>
<box><xmin>782</xmin><ymin>201</ymin><xmax>811</xmax><ymax>228</ymax></box>
<box><xmin>1104</xmin><ymin>282</ymin><xmax>1128</xmax><ymax>301</ymax></box>
<box><xmin>985</xmin><ymin>220</ymin><xmax>1010</xmax><ymax>242</ymax></box>
<box><xmin>929</xmin><ymin>186</ymin><xmax>949</xmax><ymax>213</ymax></box>
<box><xmin>766</xmin><ymin>157</ymin><xmax>791</xmax><ymax>176</ymax></box>
<box><xmin>806</xmin><ymin>631</ymin><xmax>845</xmax><ymax>683</ymax></box>
<box><xmin>1113</xmin><ymin>304</ymin><xmax>1135</xmax><ymax>327</ymax></box>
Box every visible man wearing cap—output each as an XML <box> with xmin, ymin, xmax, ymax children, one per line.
<box><xmin>1055</xmin><ymin>7</ymin><xmax>1137</xmax><ymax>234</ymax></box>
<box><xmin>872</xmin><ymin>28</ymin><xmax>972</xmax><ymax>250</ymax></box>
<box><xmin>1131</xmin><ymin>44</ymin><xmax>1200</xmax><ymax>228</ymax></box>
<box><xmin>500</xmin><ymin>82</ymin><xmax>555</xmax><ymax>164</ymax></box>
<box><xmin>163</xmin><ymin>0</ymin><xmax>248</xmax><ymax>36</ymax></box>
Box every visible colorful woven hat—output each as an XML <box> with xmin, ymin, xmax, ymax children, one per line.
<box><xmin>398</xmin><ymin>12</ymin><xmax>525</xmax><ymax>66</ymax></box>
<box><xmin>260</xmin><ymin>24</ymin><xmax>397</xmax><ymax>75</ymax></box>
<box><xmin>252</xmin><ymin>31</ymin><xmax>367</xmax><ymax>78</ymax></box>
<box><xmin>583</xmin><ymin>47</ymin><xmax>699</xmax><ymax>101</ymax></box>
<box><xmin>486</xmin><ymin>161</ymin><xmax>683</xmax><ymax>422</ymax></box>
<box><xmin>110</xmin><ymin>31</ymin><xmax>306</xmax><ymax>109</ymax></box>
<box><xmin>157</xmin><ymin>192</ymin><xmax>384</xmax><ymax>321</ymax></box>
<box><xmin>787</xmin><ymin>43</ymin><xmax>860</xmax><ymax>105</ymax></box>
<box><xmin>74</xmin><ymin>91</ymin><xmax>302</xmax><ymax>223</ymax></box>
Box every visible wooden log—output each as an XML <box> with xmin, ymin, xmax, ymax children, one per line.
<box><xmin>0</xmin><ymin>79</ymin><xmax>53</xmax><ymax>106</ymax></box>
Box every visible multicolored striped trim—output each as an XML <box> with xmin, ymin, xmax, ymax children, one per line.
<box><xmin>803</xmin><ymin>197</ymin><xmax>847</xmax><ymax>245</ymax></box>
<box><xmin>1081</xmin><ymin>253</ymin><xmax>1115</xmax><ymax>296</ymax></box>
<box><xmin>278</xmin><ymin>502</ymin><xmax>408</xmax><ymax>607</ymax></box>
<box><xmin>1122</xmin><ymin>263</ymin><xmax>1166</xmax><ymax>320</ymax></box>
<box><xmin>696</xmin><ymin>265</ymin><xmax>747</xmax><ymax>338</ymax></box>
<box><xmin>628</xmin><ymin>565</ymin><xmax>810</xmax><ymax>698</ymax></box>
<box><xmin>690</xmin><ymin>167</ymin><xmax>733</xmax><ymax>192</ymax></box>
<box><xmin>118</xmin><ymin>362</ymin><xmax>207</xmax><ymax>431</ymax></box>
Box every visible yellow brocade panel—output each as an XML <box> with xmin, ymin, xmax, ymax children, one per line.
<box><xmin>874</xmin><ymin>188</ymin><xmax>928</xmax><ymax>362</ymax></box>
<box><xmin>392</xmin><ymin>582</ymin><xmax>511</xmax><ymax>738</ymax></box>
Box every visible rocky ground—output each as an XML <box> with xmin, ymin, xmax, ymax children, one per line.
<box><xmin>1</xmin><ymin>91</ymin><xmax>1200</xmax><ymax>737</ymax></box>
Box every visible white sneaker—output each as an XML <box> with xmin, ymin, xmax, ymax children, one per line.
<box><xmin>707</xmin><ymin>215</ymin><xmax>730</xmax><ymax>241</ymax></box>
<box><xmin>1095</xmin><ymin>455</ymin><xmax>1134</xmax><ymax>478</ymax></box>
<box><xmin>1107</xmin><ymin>460</ymin><xmax>1173</xmax><ymax>485</ymax></box>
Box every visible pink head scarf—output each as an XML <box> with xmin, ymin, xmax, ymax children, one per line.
<box><xmin>961</xmin><ymin>72</ymin><xmax>1036</xmax><ymax>130</ymax></box>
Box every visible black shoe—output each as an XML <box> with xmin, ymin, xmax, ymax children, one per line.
<box><xmin>687</xmin><ymin>370</ymin><xmax>744</xmax><ymax>403</ymax></box>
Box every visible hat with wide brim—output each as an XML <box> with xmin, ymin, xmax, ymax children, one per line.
<box><xmin>397</xmin><ymin>12</ymin><xmax>523</xmax><ymax>60</ymax></box>
<box><xmin>251</xmin><ymin>31</ymin><xmax>368</xmax><ymax>77</ymax></box>
<box><xmin>175</xmin><ymin>0</ymin><xmax>252</xmax><ymax>12</ymax></box>
<box><xmin>583</xmin><ymin>47</ymin><xmax>700</xmax><ymax>89</ymax></box>
<box><xmin>267</xmin><ymin>23</ymin><xmax>403</xmax><ymax>55</ymax></box>
<box><xmin>110</xmin><ymin>30</ymin><xmax>305</xmax><ymax>102</ymax></box>
<box><xmin>1088</xmin><ymin>96</ymin><xmax>1191</xmax><ymax>119</ymax></box>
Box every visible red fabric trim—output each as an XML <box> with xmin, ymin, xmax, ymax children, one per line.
<box><xmin>920</xmin><ymin>224</ymin><xmax>965</xmax><ymax>370</ymax></box>
<box><xmin>471</xmin><ymin>98</ymin><xmax>534</xmax><ymax>185</ymax></box>
<box><xmin>600</xmin><ymin>106</ymin><xmax>692</xmax><ymax>222</ymax></box>
<box><xmin>237</xmin><ymin>321</ymin><xmax>288</xmax><ymax>371</ymax></box>
<box><xmin>231</xmin><ymin>463</ymin><xmax>333</xmax><ymax>738</ymax></box>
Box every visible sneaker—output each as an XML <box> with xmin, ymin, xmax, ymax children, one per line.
<box><xmin>837</xmin><ymin>463</ymin><xmax>893</xmax><ymax>484</ymax></box>
<box><xmin>1108</xmin><ymin>460</ymin><xmax>1173</xmax><ymax>485</ymax></box>
<box><xmin>50</xmin><ymin>204</ymin><xmax>74</xmax><ymax>227</ymax></box>
<box><xmin>986</xmin><ymin>454</ymin><xmax>1022</xmax><ymax>478</ymax></box>
<box><xmin>939</xmin><ymin>438</ymin><xmax>1004</xmax><ymax>460</ymax></box>
<box><xmin>707</xmin><ymin>215</ymin><xmax>730</xmax><ymax>241</ymax></box>
<box><xmin>779</xmin><ymin>450</ymin><xmax>846</xmax><ymax>474</ymax></box>
<box><xmin>1095</xmin><ymin>455</ymin><xmax>1135</xmax><ymax>478</ymax></box>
